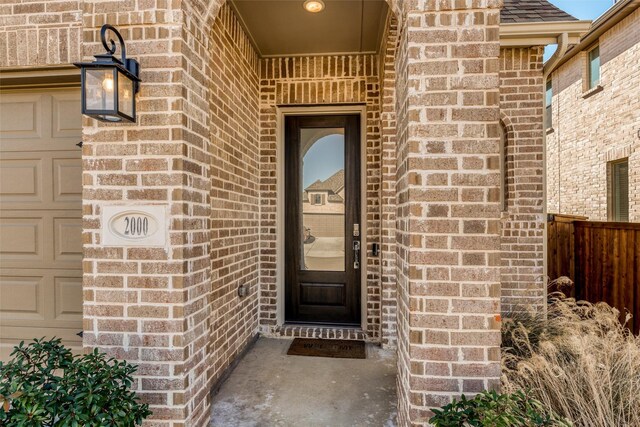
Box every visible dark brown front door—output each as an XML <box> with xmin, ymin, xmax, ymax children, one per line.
<box><xmin>285</xmin><ymin>114</ymin><xmax>361</xmax><ymax>325</ymax></box>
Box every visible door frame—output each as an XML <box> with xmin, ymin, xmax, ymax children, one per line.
<box><xmin>276</xmin><ymin>105</ymin><xmax>368</xmax><ymax>330</ymax></box>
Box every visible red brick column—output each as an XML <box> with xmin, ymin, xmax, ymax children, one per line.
<box><xmin>395</xmin><ymin>0</ymin><xmax>503</xmax><ymax>424</ymax></box>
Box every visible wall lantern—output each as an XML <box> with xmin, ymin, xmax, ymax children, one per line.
<box><xmin>74</xmin><ymin>24</ymin><xmax>141</xmax><ymax>123</ymax></box>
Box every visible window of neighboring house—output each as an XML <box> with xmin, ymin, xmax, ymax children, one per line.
<box><xmin>312</xmin><ymin>194</ymin><xmax>324</xmax><ymax>205</ymax></box>
<box><xmin>609</xmin><ymin>159</ymin><xmax>629</xmax><ymax>222</ymax></box>
<box><xmin>588</xmin><ymin>45</ymin><xmax>601</xmax><ymax>90</ymax></box>
<box><xmin>545</xmin><ymin>78</ymin><xmax>553</xmax><ymax>128</ymax></box>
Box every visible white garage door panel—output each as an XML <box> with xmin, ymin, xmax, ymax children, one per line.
<box><xmin>0</xmin><ymin>275</ymin><xmax>42</xmax><ymax>318</ymax></box>
<box><xmin>0</xmin><ymin>268</ymin><xmax>82</xmax><ymax>327</ymax></box>
<box><xmin>54</xmin><ymin>217</ymin><xmax>83</xmax><ymax>262</ymax></box>
<box><xmin>0</xmin><ymin>211</ymin><xmax>81</xmax><ymax>269</ymax></box>
<box><xmin>0</xmin><ymin>94</ymin><xmax>43</xmax><ymax>140</ymax></box>
<box><xmin>0</xmin><ymin>217</ymin><xmax>43</xmax><ymax>259</ymax></box>
<box><xmin>54</xmin><ymin>276</ymin><xmax>83</xmax><ymax>321</ymax></box>
<box><xmin>0</xmin><ymin>89</ymin><xmax>82</xmax><ymax>359</ymax></box>
<box><xmin>53</xmin><ymin>158</ymin><xmax>82</xmax><ymax>202</ymax></box>
<box><xmin>52</xmin><ymin>92</ymin><xmax>83</xmax><ymax>138</ymax></box>
<box><xmin>0</xmin><ymin>158</ymin><xmax>41</xmax><ymax>200</ymax></box>
<box><xmin>0</xmin><ymin>92</ymin><xmax>80</xmax><ymax>152</ymax></box>
<box><xmin>0</xmin><ymin>151</ymin><xmax>80</xmax><ymax>209</ymax></box>
<box><xmin>0</xmin><ymin>321</ymin><xmax>82</xmax><ymax>361</ymax></box>
<box><xmin>0</xmin><ymin>270</ymin><xmax>83</xmax><ymax>347</ymax></box>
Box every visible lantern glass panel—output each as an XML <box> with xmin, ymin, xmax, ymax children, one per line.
<box><xmin>85</xmin><ymin>68</ymin><xmax>116</xmax><ymax>113</ymax></box>
<box><xmin>117</xmin><ymin>70</ymin><xmax>135</xmax><ymax>119</ymax></box>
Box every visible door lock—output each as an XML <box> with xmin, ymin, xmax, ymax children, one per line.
<box><xmin>353</xmin><ymin>240</ymin><xmax>360</xmax><ymax>269</ymax></box>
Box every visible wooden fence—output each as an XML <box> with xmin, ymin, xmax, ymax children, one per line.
<box><xmin>547</xmin><ymin>214</ymin><xmax>640</xmax><ymax>334</ymax></box>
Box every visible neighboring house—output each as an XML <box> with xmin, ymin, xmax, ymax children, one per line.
<box><xmin>0</xmin><ymin>0</ymin><xmax>592</xmax><ymax>425</ymax></box>
<box><xmin>302</xmin><ymin>169</ymin><xmax>346</xmax><ymax>270</ymax></box>
<box><xmin>303</xmin><ymin>169</ymin><xmax>345</xmax><ymax>237</ymax></box>
<box><xmin>304</xmin><ymin>169</ymin><xmax>345</xmax><ymax>209</ymax></box>
<box><xmin>546</xmin><ymin>0</ymin><xmax>640</xmax><ymax>222</ymax></box>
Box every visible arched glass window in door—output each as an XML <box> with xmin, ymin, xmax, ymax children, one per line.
<box><xmin>300</xmin><ymin>129</ymin><xmax>345</xmax><ymax>271</ymax></box>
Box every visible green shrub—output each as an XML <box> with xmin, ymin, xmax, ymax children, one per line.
<box><xmin>0</xmin><ymin>338</ymin><xmax>151</xmax><ymax>426</ymax></box>
<box><xmin>429</xmin><ymin>390</ymin><xmax>572</xmax><ymax>427</ymax></box>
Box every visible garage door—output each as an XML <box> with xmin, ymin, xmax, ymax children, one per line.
<box><xmin>0</xmin><ymin>88</ymin><xmax>83</xmax><ymax>359</ymax></box>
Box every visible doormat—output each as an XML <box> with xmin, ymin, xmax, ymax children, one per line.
<box><xmin>287</xmin><ymin>338</ymin><xmax>366</xmax><ymax>359</ymax></box>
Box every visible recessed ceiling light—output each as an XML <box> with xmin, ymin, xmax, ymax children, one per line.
<box><xmin>303</xmin><ymin>0</ymin><xmax>325</xmax><ymax>13</ymax></box>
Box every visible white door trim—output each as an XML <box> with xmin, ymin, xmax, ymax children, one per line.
<box><xmin>275</xmin><ymin>105</ymin><xmax>368</xmax><ymax>329</ymax></box>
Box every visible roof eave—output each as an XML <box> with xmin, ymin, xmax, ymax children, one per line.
<box><xmin>547</xmin><ymin>0</ymin><xmax>640</xmax><ymax>73</ymax></box>
<box><xmin>584</xmin><ymin>0</ymin><xmax>640</xmax><ymax>40</ymax></box>
<box><xmin>499</xmin><ymin>21</ymin><xmax>592</xmax><ymax>47</ymax></box>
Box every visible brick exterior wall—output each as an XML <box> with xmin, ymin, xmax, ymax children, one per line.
<box><xmin>395</xmin><ymin>0</ymin><xmax>504</xmax><ymax>424</ymax></box>
<box><xmin>547</xmin><ymin>8</ymin><xmax>640</xmax><ymax>221</ymax></box>
<box><xmin>0</xmin><ymin>0</ymin><xmax>551</xmax><ymax>424</ymax></box>
<box><xmin>394</xmin><ymin>11</ymin><xmax>412</xmax><ymax>423</ymax></box>
<box><xmin>380</xmin><ymin>13</ymin><xmax>399</xmax><ymax>349</ymax></box>
<box><xmin>207</xmin><ymin>3</ymin><xmax>261</xmax><ymax>389</ymax></box>
<box><xmin>499</xmin><ymin>47</ymin><xmax>546</xmax><ymax>312</ymax></box>
<box><xmin>79</xmin><ymin>0</ymin><xmax>214</xmax><ymax>423</ymax></box>
<box><xmin>0</xmin><ymin>0</ymin><xmax>81</xmax><ymax>67</ymax></box>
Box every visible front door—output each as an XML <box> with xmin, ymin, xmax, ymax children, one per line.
<box><xmin>285</xmin><ymin>114</ymin><xmax>361</xmax><ymax>325</ymax></box>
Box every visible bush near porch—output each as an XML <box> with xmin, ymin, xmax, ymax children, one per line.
<box><xmin>429</xmin><ymin>390</ymin><xmax>570</xmax><ymax>426</ymax></box>
<box><xmin>431</xmin><ymin>285</ymin><xmax>640</xmax><ymax>427</ymax></box>
<box><xmin>501</xmin><ymin>289</ymin><xmax>640</xmax><ymax>427</ymax></box>
<box><xmin>0</xmin><ymin>338</ymin><xmax>150</xmax><ymax>426</ymax></box>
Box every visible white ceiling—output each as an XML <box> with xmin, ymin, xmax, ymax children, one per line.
<box><xmin>229</xmin><ymin>0</ymin><xmax>389</xmax><ymax>57</ymax></box>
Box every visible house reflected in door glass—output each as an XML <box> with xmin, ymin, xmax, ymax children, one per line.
<box><xmin>300</xmin><ymin>128</ymin><xmax>345</xmax><ymax>272</ymax></box>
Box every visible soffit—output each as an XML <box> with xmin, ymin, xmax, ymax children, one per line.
<box><xmin>229</xmin><ymin>0</ymin><xmax>389</xmax><ymax>57</ymax></box>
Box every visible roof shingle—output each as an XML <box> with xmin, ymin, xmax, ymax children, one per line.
<box><xmin>305</xmin><ymin>169</ymin><xmax>345</xmax><ymax>194</ymax></box>
<box><xmin>501</xmin><ymin>0</ymin><xmax>578</xmax><ymax>23</ymax></box>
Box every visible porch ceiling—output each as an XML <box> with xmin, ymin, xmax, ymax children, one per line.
<box><xmin>228</xmin><ymin>0</ymin><xmax>389</xmax><ymax>57</ymax></box>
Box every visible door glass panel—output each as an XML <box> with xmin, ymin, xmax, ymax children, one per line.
<box><xmin>300</xmin><ymin>128</ymin><xmax>345</xmax><ymax>271</ymax></box>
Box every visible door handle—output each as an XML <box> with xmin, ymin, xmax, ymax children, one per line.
<box><xmin>353</xmin><ymin>240</ymin><xmax>360</xmax><ymax>270</ymax></box>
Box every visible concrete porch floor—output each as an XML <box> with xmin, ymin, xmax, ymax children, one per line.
<box><xmin>211</xmin><ymin>338</ymin><xmax>397</xmax><ymax>426</ymax></box>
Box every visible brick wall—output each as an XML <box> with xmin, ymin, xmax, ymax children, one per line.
<box><xmin>499</xmin><ymin>47</ymin><xmax>546</xmax><ymax>312</ymax></box>
<box><xmin>206</xmin><ymin>4</ymin><xmax>261</xmax><ymax>387</ymax></box>
<box><xmin>547</xmin><ymin>8</ymin><xmax>640</xmax><ymax>221</ymax></box>
<box><xmin>80</xmin><ymin>1</ymin><xmax>260</xmax><ymax>424</ymax></box>
<box><xmin>380</xmin><ymin>13</ymin><xmax>399</xmax><ymax>349</ymax></box>
<box><xmin>79</xmin><ymin>0</ymin><xmax>214</xmax><ymax>423</ymax></box>
<box><xmin>0</xmin><ymin>0</ymin><xmax>81</xmax><ymax>66</ymax></box>
<box><xmin>0</xmin><ymin>0</ymin><xmax>554</xmax><ymax>424</ymax></box>
<box><xmin>394</xmin><ymin>10</ymin><xmax>411</xmax><ymax>424</ymax></box>
<box><xmin>395</xmin><ymin>0</ymin><xmax>504</xmax><ymax>424</ymax></box>
<box><xmin>181</xmin><ymin>0</ymin><xmax>225</xmax><ymax>422</ymax></box>
<box><xmin>258</xmin><ymin>54</ymin><xmax>385</xmax><ymax>341</ymax></box>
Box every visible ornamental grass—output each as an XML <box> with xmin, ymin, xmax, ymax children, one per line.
<box><xmin>501</xmin><ymin>280</ymin><xmax>640</xmax><ymax>427</ymax></box>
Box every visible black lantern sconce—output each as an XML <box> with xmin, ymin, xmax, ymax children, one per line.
<box><xmin>74</xmin><ymin>25</ymin><xmax>141</xmax><ymax>123</ymax></box>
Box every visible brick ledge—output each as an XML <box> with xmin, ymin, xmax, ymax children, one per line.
<box><xmin>582</xmin><ymin>84</ymin><xmax>604</xmax><ymax>99</ymax></box>
<box><xmin>270</xmin><ymin>324</ymin><xmax>370</xmax><ymax>341</ymax></box>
